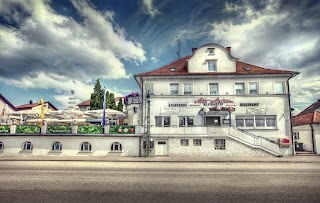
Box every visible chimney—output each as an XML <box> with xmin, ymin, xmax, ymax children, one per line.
<box><xmin>226</xmin><ymin>47</ymin><xmax>231</xmax><ymax>53</ymax></box>
<box><xmin>192</xmin><ymin>48</ymin><xmax>197</xmax><ymax>55</ymax></box>
<box><xmin>29</xmin><ymin>100</ymin><xmax>33</xmax><ymax>104</ymax></box>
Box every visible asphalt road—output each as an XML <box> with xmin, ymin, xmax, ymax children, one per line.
<box><xmin>0</xmin><ymin>161</ymin><xmax>319</xmax><ymax>203</ymax></box>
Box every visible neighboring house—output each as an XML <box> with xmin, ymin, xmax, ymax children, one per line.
<box><xmin>292</xmin><ymin>100</ymin><xmax>320</xmax><ymax>154</ymax></box>
<box><xmin>16</xmin><ymin>100</ymin><xmax>58</xmax><ymax>112</ymax></box>
<box><xmin>77</xmin><ymin>97</ymin><xmax>125</xmax><ymax>112</ymax></box>
<box><xmin>131</xmin><ymin>43</ymin><xmax>299</xmax><ymax>157</ymax></box>
<box><xmin>0</xmin><ymin>94</ymin><xmax>17</xmax><ymax>122</ymax></box>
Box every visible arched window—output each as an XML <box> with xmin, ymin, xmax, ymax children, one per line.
<box><xmin>51</xmin><ymin>142</ymin><xmax>62</xmax><ymax>151</ymax></box>
<box><xmin>22</xmin><ymin>141</ymin><xmax>33</xmax><ymax>151</ymax></box>
<box><xmin>80</xmin><ymin>142</ymin><xmax>91</xmax><ymax>151</ymax></box>
<box><xmin>111</xmin><ymin>142</ymin><xmax>122</xmax><ymax>151</ymax></box>
<box><xmin>0</xmin><ymin>142</ymin><xmax>3</xmax><ymax>150</ymax></box>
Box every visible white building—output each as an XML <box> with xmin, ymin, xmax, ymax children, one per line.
<box><xmin>131</xmin><ymin>43</ymin><xmax>299</xmax><ymax>157</ymax></box>
<box><xmin>292</xmin><ymin>100</ymin><xmax>320</xmax><ymax>154</ymax></box>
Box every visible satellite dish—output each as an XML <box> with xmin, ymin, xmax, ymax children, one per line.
<box><xmin>70</xmin><ymin>90</ymin><xmax>74</xmax><ymax>94</ymax></box>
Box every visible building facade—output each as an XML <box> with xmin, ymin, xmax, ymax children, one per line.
<box><xmin>292</xmin><ymin>100</ymin><xmax>320</xmax><ymax>154</ymax></box>
<box><xmin>132</xmin><ymin>43</ymin><xmax>299</xmax><ymax>157</ymax></box>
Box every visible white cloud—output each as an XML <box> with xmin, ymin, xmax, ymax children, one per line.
<box><xmin>141</xmin><ymin>0</ymin><xmax>160</xmax><ymax>17</ymax></box>
<box><xmin>209</xmin><ymin>0</ymin><xmax>320</xmax><ymax>111</ymax></box>
<box><xmin>150</xmin><ymin>57</ymin><xmax>158</xmax><ymax>63</ymax></box>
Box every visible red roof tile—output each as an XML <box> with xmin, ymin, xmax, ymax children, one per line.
<box><xmin>77</xmin><ymin>100</ymin><xmax>90</xmax><ymax>106</ymax></box>
<box><xmin>16</xmin><ymin>102</ymin><xmax>58</xmax><ymax>111</ymax></box>
<box><xmin>135</xmin><ymin>56</ymin><xmax>298</xmax><ymax>77</ymax></box>
<box><xmin>297</xmin><ymin>100</ymin><xmax>320</xmax><ymax>116</ymax></box>
<box><xmin>292</xmin><ymin>100</ymin><xmax>320</xmax><ymax>126</ymax></box>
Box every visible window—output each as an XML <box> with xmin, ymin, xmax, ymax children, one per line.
<box><xmin>170</xmin><ymin>83</ymin><xmax>179</xmax><ymax>95</ymax></box>
<box><xmin>179</xmin><ymin>117</ymin><xmax>194</xmax><ymax>127</ymax></box>
<box><xmin>146</xmin><ymin>83</ymin><xmax>154</xmax><ymax>95</ymax></box>
<box><xmin>193</xmin><ymin>139</ymin><xmax>202</xmax><ymax>146</ymax></box>
<box><xmin>183</xmin><ymin>83</ymin><xmax>193</xmax><ymax>95</ymax></box>
<box><xmin>51</xmin><ymin>141</ymin><xmax>62</xmax><ymax>151</ymax></box>
<box><xmin>80</xmin><ymin>142</ymin><xmax>91</xmax><ymax>152</ymax></box>
<box><xmin>293</xmin><ymin>132</ymin><xmax>300</xmax><ymax>140</ymax></box>
<box><xmin>180</xmin><ymin>139</ymin><xmax>189</xmax><ymax>146</ymax></box>
<box><xmin>249</xmin><ymin>82</ymin><xmax>259</xmax><ymax>94</ymax></box>
<box><xmin>214</xmin><ymin>139</ymin><xmax>225</xmax><ymax>150</ymax></box>
<box><xmin>143</xmin><ymin>140</ymin><xmax>154</xmax><ymax>149</ymax></box>
<box><xmin>275</xmin><ymin>82</ymin><xmax>285</xmax><ymax>94</ymax></box>
<box><xmin>208</xmin><ymin>48</ymin><xmax>215</xmax><ymax>54</ymax></box>
<box><xmin>235</xmin><ymin>115</ymin><xmax>276</xmax><ymax>128</ymax></box>
<box><xmin>208</xmin><ymin>61</ymin><xmax>217</xmax><ymax>72</ymax></box>
<box><xmin>0</xmin><ymin>142</ymin><xmax>3</xmax><ymax>150</ymax></box>
<box><xmin>235</xmin><ymin>83</ymin><xmax>245</xmax><ymax>95</ymax></box>
<box><xmin>209</xmin><ymin>83</ymin><xmax>219</xmax><ymax>95</ymax></box>
<box><xmin>111</xmin><ymin>142</ymin><xmax>122</xmax><ymax>151</ymax></box>
<box><xmin>155</xmin><ymin>116</ymin><xmax>171</xmax><ymax>127</ymax></box>
<box><xmin>22</xmin><ymin>141</ymin><xmax>33</xmax><ymax>151</ymax></box>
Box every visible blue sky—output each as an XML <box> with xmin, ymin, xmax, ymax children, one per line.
<box><xmin>0</xmin><ymin>0</ymin><xmax>319</xmax><ymax>114</ymax></box>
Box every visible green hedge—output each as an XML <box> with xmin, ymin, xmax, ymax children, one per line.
<box><xmin>0</xmin><ymin>126</ymin><xmax>10</xmax><ymax>133</ymax></box>
<box><xmin>77</xmin><ymin>126</ymin><xmax>103</xmax><ymax>134</ymax></box>
<box><xmin>109</xmin><ymin>126</ymin><xmax>135</xmax><ymax>134</ymax></box>
<box><xmin>47</xmin><ymin>125</ymin><xmax>72</xmax><ymax>134</ymax></box>
<box><xmin>16</xmin><ymin>125</ymin><xmax>40</xmax><ymax>134</ymax></box>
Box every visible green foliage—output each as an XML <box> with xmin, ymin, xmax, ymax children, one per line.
<box><xmin>77</xmin><ymin>126</ymin><xmax>103</xmax><ymax>134</ymax></box>
<box><xmin>47</xmin><ymin>125</ymin><xmax>72</xmax><ymax>134</ymax></box>
<box><xmin>109</xmin><ymin>93</ymin><xmax>116</xmax><ymax>110</ymax></box>
<box><xmin>16</xmin><ymin>125</ymin><xmax>40</xmax><ymax>134</ymax></box>
<box><xmin>109</xmin><ymin>126</ymin><xmax>135</xmax><ymax>134</ymax></box>
<box><xmin>117</xmin><ymin>98</ymin><xmax>123</xmax><ymax>112</ymax></box>
<box><xmin>90</xmin><ymin>79</ymin><xmax>103</xmax><ymax>110</ymax></box>
<box><xmin>0</xmin><ymin>126</ymin><xmax>10</xmax><ymax>133</ymax></box>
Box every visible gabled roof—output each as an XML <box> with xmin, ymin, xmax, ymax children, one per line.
<box><xmin>16</xmin><ymin>101</ymin><xmax>58</xmax><ymax>111</ymax></box>
<box><xmin>135</xmin><ymin>56</ymin><xmax>299</xmax><ymax>77</ymax></box>
<box><xmin>292</xmin><ymin>100</ymin><xmax>320</xmax><ymax>126</ymax></box>
<box><xmin>0</xmin><ymin>94</ymin><xmax>17</xmax><ymax>111</ymax></box>
<box><xmin>77</xmin><ymin>100</ymin><xmax>90</xmax><ymax>106</ymax></box>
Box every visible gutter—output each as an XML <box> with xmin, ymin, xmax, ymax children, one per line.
<box><xmin>310</xmin><ymin>123</ymin><xmax>316</xmax><ymax>153</ymax></box>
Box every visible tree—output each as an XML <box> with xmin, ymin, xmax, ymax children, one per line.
<box><xmin>109</xmin><ymin>93</ymin><xmax>116</xmax><ymax>110</ymax></box>
<box><xmin>117</xmin><ymin>98</ymin><xmax>124</xmax><ymax>112</ymax></box>
<box><xmin>90</xmin><ymin>79</ymin><xmax>103</xmax><ymax>110</ymax></box>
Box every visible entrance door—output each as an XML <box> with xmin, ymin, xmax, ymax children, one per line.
<box><xmin>206</xmin><ymin>116</ymin><xmax>221</xmax><ymax>126</ymax></box>
<box><xmin>155</xmin><ymin>140</ymin><xmax>168</xmax><ymax>156</ymax></box>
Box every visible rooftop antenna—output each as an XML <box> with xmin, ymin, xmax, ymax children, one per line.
<box><xmin>176</xmin><ymin>39</ymin><xmax>181</xmax><ymax>59</ymax></box>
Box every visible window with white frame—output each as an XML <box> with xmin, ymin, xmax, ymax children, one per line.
<box><xmin>209</xmin><ymin>83</ymin><xmax>219</xmax><ymax>95</ymax></box>
<box><xmin>183</xmin><ymin>83</ymin><xmax>193</xmax><ymax>95</ymax></box>
<box><xmin>143</xmin><ymin>140</ymin><xmax>154</xmax><ymax>149</ymax></box>
<box><xmin>51</xmin><ymin>141</ymin><xmax>62</xmax><ymax>151</ymax></box>
<box><xmin>235</xmin><ymin>115</ymin><xmax>276</xmax><ymax>128</ymax></box>
<box><xmin>193</xmin><ymin>139</ymin><xmax>201</xmax><ymax>146</ymax></box>
<box><xmin>0</xmin><ymin>142</ymin><xmax>3</xmax><ymax>150</ymax></box>
<box><xmin>179</xmin><ymin>117</ymin><xmax>194</xmax><ymax>127</ymax></box>
<box><xmin>208</xmin><ymin>48</ymin><xmax>215</xmax><ymax>55</ymax></box>
<box><xmin>235</xmin><ymin>83</ymin><xmax>245</xmax><ymax>95</ymax></box>
<box><xmin>208</xmin><ymin>61</ymin><xmax>217</xmax><ymax>72</ymax></box>
<box><xmin>180</xmin><ymin>139</ymin><xmax>189</xmax><ymax>146</ymax></box>
<box><xmin>214</xmin><ymin>139</ymin><xmax>225</xmax><ymax>150</ymax></box>
<box><xmin>275</xmin><ymin>82</ymin><xmax>285</xmax><ymax>94</ymax></box>
<box><xmin>155</xmin><ymin>116</ymin><xmax>171</xmax><ymax>127</ymax></box>
<box><xmin>170</xmin><ymin>83</ymin><xmax>179</xmax><ymax>95</ymax></box>
<box><xmin>146</xmin><ymin>83</ymin><xmax>154</xmax><ymax>95</ymax></box>
<box><xmin>249</xmin><ymin>82</ymin><xmax>259</xmax><ymax>94</ymax></box>
<box><xmin>80</xmin><ymin>142</ymin><xmax>91</xmax><ymax>152</ymax></box>
<box><xmin>293</xmin><ymin>132</ymin><xmax>300</xmax><ymax>140</ymax></box>
<box><xmin>22</xmin><ymin>141</ymin><xmax>33</xmax><ymax>151</ymax></box>
<box><xmin>111</xmin><ymin>142</ymin><xmax>122</xmax><ymax>151</ymax></box>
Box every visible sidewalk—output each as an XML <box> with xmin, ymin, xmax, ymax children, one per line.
<box><xmin>0</xmin><ymin>155</ymin><xmax>320</xmax><ymax>163</ymax></box>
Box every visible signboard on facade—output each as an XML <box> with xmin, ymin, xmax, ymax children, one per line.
<box><xmin>194</xmin><ymin>97</ymin><xmax>234</xmax><ymax>107</ymax></box>
<box><xmin>161</xmin><ymin>107</ymin><xmax>179</xmax><ymax>114</ymax></box>
<box><xmin>109</xmin><ymin>126</ymin><xmax>135</xmax><ymax>134</ymax></box>
<box><xmin>127</xmin><ymin>96</ymin><xmax>141</xmax><ymax>105</ymax></box>
<box><xmin>279</xmin><ymin>138</ymin><xmax>291</xmax><ymax>148</ymax></box>
<box><xmin>247</xmin><ymin>107</ymin><xmax>266</xmax><ymax>114</ymax></box>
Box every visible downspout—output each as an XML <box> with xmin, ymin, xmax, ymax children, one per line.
<box><xmin>140</xmin><ymin>77</ymin><xmax>144</xmax><ymax>157</ymax></box>
<box><xmin>287</xmin><ymin>73</ymin><xmax>295</xmax><ymax>155</ymax></box>
<box><xmin>310</xmin><ymin>123</ymin><xmax>315</xmax><ymax>153</ymax></box>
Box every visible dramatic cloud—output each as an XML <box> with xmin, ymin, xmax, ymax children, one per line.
<box><xmin>209</xmin><ymin>0</ymin><xmax>320</xmax><ymax>113</ymax></box>
<box><xmin>141</xmin><ymin>0</ymin><xmax>160</xmax><ymax>17</ymax></box>
<box><xmin>0</xmin><ymin>0</ymin><xmax>146</xmax><ymax>107</ymax></box>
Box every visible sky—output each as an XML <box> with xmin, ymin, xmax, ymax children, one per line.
<box><xmin>0</xmin><ymin>0</ymin><xmax>319</xmax><ymax>114</ymax></box>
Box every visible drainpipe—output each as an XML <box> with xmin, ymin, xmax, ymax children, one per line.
<box><xmin>140</xmin><ymin>77</ymin><xmax>144</xmax><ymax>157</ymax></box>
<box><xmin>287</xmin><ymin>73</ymin><xmax>295</xmax><ymax>155</ymax></box>
<box><xmin>310</xmin><ymin>124</ymin><xmax>315</xmax><ymax>153</ymax></box>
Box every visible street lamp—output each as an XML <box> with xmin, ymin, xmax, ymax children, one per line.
<box><xmin>145</xmin><ymin>90</ymin><xmax>151</xmax><ymax>157</ymax></box>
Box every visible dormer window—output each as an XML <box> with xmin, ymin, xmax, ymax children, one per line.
<box><xmin>208</xmin><ymin>48</ymin><xmax>215</xmax><ymax>55</ymax></box>
<box><xmin>170</xmin><ymin>68</ymin><xmax>176</xmax><ymax>72</ymax></box>
<box><xmin>207</xmin><ymin>61</ymin><xmax>217</xmax><ymax>72</ymax></box>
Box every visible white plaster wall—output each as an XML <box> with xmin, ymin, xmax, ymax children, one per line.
<box><xmin>168</xmin><ymin>137</ymin><xmax>272</xmax><ymax>157</ymax></box>
<box><xmin>0</xmin><ymin>98</ymin><xmax>16</xmax><ymax>114</ymax></box>
<box><xmin>293</xmin><ymin>125</ymin><xmax>313</xmax><ymax>152</ymax></box>
<box><xmin>127</xmin><ymin>104</ymin><xmax>141</xmax><ymax>125</ymax></box>
<box><xmin>313</xmin><ymin>124</ymin><xmax>320</xmax><ymax>154</ymax></box>
<box><xmin>0</xmin><ymin>136</ymin><xmax>140</xmax><ymax>157</ymax></box>
<box><xmin>188</xmin><ymin>45</ymin><xmax>237</xmax><ymax>73</ymax></box>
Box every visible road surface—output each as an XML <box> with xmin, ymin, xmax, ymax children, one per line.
<box><xmin>0</xmin><ymin>161</ymin><xmax>319</xmax><ymax>202</ymax></box>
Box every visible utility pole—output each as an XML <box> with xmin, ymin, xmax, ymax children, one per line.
<box><xmin>176</xmin><ymin>39</ymin><xmax>181</xmax><ymax>59</ymax></box>
<box><xmin>145</xmin><ymin>90</ymin><xmax>151</xmax><ymax>157</ymax></box>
